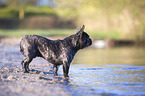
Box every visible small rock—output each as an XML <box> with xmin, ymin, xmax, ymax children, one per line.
<box><xmin>60</xmin><ymin>79</ymin><xmax>64</xmax><ymax>82</ymax></box>
<box><xmin>7</xmin><ymin>75</ymin><xmax>17</xmax><ymax>80</ymax></box>
<box><xmin>39</xmin><ymin>72</ymin><xmax>45</xmax><ymax>75</ymax></box>
<box><xmin>49</xmin><ymin>80</ymin><xmax>55</xmax><ymax>84</ymax></box>
<box><xmin>1</xmin><ymin>67</ymin><xmax>9</xmax><ymax>72</ymax></box>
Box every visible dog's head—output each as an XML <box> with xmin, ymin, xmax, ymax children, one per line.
<box><xmin>73</xmin><ymin>25</ymin><xmax>92</xmax><ymax>50</ymax></box>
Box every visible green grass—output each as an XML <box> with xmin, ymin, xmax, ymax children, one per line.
<box><xmin>0</xmin><ymin>29</ymin><xmax>75</xmax><ymax>38</ymax></box>
<box><xmin>25</xmin><ymin>6</ymin><xmax>56</xmax><ymax>16</ymax></box>
<box><xmin>0</xmin><ymin>6</ymin><xmax>56</xmax><ymax>18</ymax></box>
<box><xmin>0</xmin><ymin>7</ymin><xmax>19</xmax><ymax>18</ymax></box>
<box><xmin>0</xmin><ymin>29</ymin><xmax>121</xmax><ymax>40</ymax></box>
<box><xmin>89</xmin><ymin>30</ymin><xmax>121</xmax><ymax>40</ymax></box>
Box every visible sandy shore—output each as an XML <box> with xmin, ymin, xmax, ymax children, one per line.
<box><xmin>0</xmin><ymin>38</ymin><xmax>74</xmax><ymax>96</ymax></box>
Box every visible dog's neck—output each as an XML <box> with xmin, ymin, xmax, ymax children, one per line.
<box><xmin>63</xmin><ymin>34</ymin><xmax>81</xmax><ymax>52</ymax></box>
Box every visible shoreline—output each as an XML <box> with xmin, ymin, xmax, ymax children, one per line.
<box><xmin>0</xmin><ymin>39</ymin><xmax>74</xmax><ymax>96</ymax></box>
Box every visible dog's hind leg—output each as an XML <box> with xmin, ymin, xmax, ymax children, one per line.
<box><xmin>22</xmin><ymin>57</ymin><xmax>32</xmax><ymax>73</ymax></box>
<box><xmin>53</xmin><ymin>65</ymin><xmax>59</xmax><ymax>76</ymax></box>
<box><xmin>21</xmin><ymin>60</ymin><xmax>24</xmax><ymax>69</ymax></box>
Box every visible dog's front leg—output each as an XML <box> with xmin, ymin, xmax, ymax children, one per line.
<box><xmin>63</xmin><ymin>62</ymin><xmax>70</xmax><ymax>78</ymax></box>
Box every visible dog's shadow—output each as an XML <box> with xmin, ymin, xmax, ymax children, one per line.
<box><xmin>30</xmin><ymin>69</ymin><xmax>53</xmax><ymax>75</ymax></box>
<box><xmin>29</xmin><ymin>69</ymin><xmax>70</xmax><ymax>84</ymax></box>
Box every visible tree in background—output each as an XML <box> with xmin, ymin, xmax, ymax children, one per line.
<box><xmin>6</xmin><ymin>0</ymin><xmax>44</xmax><ymax>20</ymax></box>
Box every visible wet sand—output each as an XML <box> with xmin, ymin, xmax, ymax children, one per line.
<box><xmin>0</xmin><ymin>38</ymin><xmax>74</xmax><ymax>96</ymax></box>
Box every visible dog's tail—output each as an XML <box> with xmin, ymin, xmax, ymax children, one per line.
<box><xmin>20</xmin><ymin>36</ymin><xmax>26</xmax><ymax>54</ymax></box>
<box><xmin>20</xmin><ymin>40</ymin><xmax>23</xmax><ymax>53</ymax></box>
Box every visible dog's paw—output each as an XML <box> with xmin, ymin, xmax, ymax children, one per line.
<box><xmin>24</xmin><ymin>71</ymin><xmax>29</xmax><ymax>73</ymax></box>
<box><xmin>64</xmin><ymin>77</ymin><xmax>69</xmax><ymax>80</ymax></box>
<box><xmin>55</xmin><ymin>76</ymin><xmax>63</xmax><ymax>78</ymax></box>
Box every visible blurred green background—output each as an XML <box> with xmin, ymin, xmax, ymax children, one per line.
<box><xmin>0</xmin><ymin>0</ymin><xmax>145</xmax><ymax>43</ymax></box>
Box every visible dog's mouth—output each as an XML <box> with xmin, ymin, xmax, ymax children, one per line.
<box><xmin>88</xmin><ymin>38</ymin><xmax>92</xmax><ymax>46</ymax></box>
<box><xmin>89</xmin><ymin>38</ymin><xmax>92</xmax><ymax>45</ymax></box>
<box><xmin>85</xmin><ymin>38</ymin><xmax>92</xmax><ymax>48</ymax></box>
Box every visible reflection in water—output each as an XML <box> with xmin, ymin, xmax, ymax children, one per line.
<box><xmin>59</xmin><ymin>47</ymin><xmax>145</xmax><ymax>95</ymax></box>
<box><xmin>73</xmin><ymin>47</ymin><xmax>145</xmax><ymax>65</ymax></box>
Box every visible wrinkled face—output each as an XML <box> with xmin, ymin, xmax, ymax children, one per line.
<box><xmin>80</xmin><ymin>32</ymin><xmax>92</xmax><ymax>49</ymax></box>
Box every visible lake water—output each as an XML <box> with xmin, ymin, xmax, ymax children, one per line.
<box><xmin>59</xmin><ymin>47</ymin><xmax>145</xmax><ymax>96</ymax></box>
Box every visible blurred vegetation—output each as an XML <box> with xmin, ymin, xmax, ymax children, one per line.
<box><xmin>0</xmin><ymin>29</ymin><xmax>74</xmax><ymax>38</ymax></box>
<box><xmin>54</xmin><ymin>0</ymin><xmax>145</xmax><ymax>41</ymax></box>
<box><xmin>0</xmin><ymin>5</ymin><xmax>56</xmax><ymax>18</ymax></box>
<box><xmin>0</xmin><ymin>29</ymin><xmax>120</xmax><ymax>40</ymax></box>
<box><xmin>0</xmin><ymin>0</ymin><xmax>145</xmax><ymax>41</ymax></box>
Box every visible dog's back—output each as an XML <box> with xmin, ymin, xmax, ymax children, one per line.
<box><xmin>20</xmin><ymin>35</ymin><xmax>63</xmax><ymax>62</ymax></box>
<box><xmin>20</xmin><ymin>35</ymin><xmax>44</xmax><ymax>58</ymax></box>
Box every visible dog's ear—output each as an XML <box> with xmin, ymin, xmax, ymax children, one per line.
<box><xmin>76</xmin><ymin>26</ymin><xmax>81</xmax><ymax>33</ymax></box>
<box><xmin>80</xmin><ymin>25</ymin><xmax>85</xmax><ymax>32</ymax></box>
<box><xmin>76</xmin><ymin>25</ymin><xmax>85</xmax><ymax>33</ymax></box>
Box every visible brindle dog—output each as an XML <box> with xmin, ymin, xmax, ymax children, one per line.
<box><xmin>20</xmin><ymin>25</ymin><xmax>92</xmax><ymax>77</ymax></box>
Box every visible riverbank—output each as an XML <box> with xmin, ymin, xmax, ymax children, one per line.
<box><xmin>0</xmin><ymin>38</ymin><xmax>74</xmax><ymax>96</ymax></box>
<box><xmin>1</xmin><ymin>37</ymin><xmax>145</xmax><ymax>96</ymax></box>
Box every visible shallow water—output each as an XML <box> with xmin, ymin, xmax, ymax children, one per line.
<box><xmin>59</xmin><ymin>47</ymin><xmax>145</xmax><ymax>96</ymax></box>
<box><xmin>0</xmin><ymin>41</ymin><xmax>145</xmax><ymax>96</ymax></box>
